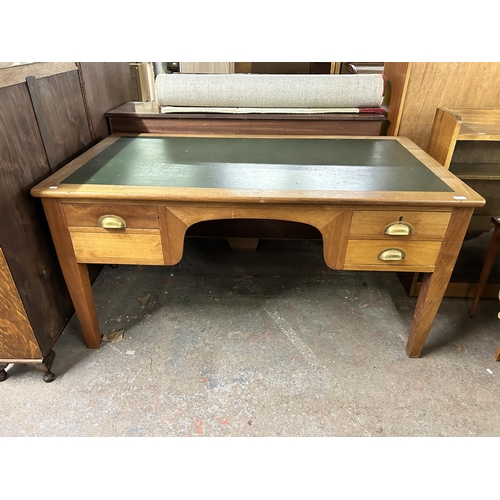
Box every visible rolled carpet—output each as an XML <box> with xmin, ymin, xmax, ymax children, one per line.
<box><xmin>155</xmin><ymin>73</ymin><xmax>385</xmax><ymax>109</ymax></box>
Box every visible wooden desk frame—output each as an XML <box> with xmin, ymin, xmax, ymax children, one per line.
<box><xmin>31</xmin><ymin>134</ymin><xmax>485</xmax><ymax>358</ymax></box>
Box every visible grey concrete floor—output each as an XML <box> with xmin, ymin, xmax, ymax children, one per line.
<box><xmin>1</xmin><ymin>237</ymin><xmax>499</xmax><ymax>437</ymax></box>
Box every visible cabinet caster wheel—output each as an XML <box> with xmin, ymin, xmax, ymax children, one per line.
<box><xmin>0</xmin><ymin>369</ymin><xmax>7</xmax><ymax>382</ymax></box>
<box><xmin>43</xmin><ymin>371</ymin><xmax>56</xmax><ymax>383</ymax></box>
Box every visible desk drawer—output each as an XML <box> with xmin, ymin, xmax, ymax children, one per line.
<box><xmin>344</xmin><ymin>240</ymin><xmax>442</xmax><ymax>271</ymax></box>
<box><xmin>69</xmin><ymin>230</ymin><xmax>164</xmax><ymax>265</ymax></box>
<box><xmin>350</xmin><ymin>211</ymin><xmax>451</xmax><ymax>238</ymax></box>
<box><xmin>63</xmin><ymin>203</ymin><xmax>159</xmax><ymax>229</ymax></box>
<box><xmin>65</xmin><ymin>203</ymin><xmax>164</xmax><ymax>265</ymax></box>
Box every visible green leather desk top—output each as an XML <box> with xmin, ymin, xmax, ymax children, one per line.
<box><xmin>61</xmin><ymin>136</ymin><xmax>453</xmax><ymax>193</ymax></box>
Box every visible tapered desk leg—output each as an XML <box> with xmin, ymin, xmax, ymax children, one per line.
<box><xmin>42</xmin><ymin>199</ymin><xmax>101</xmax><ymax>348</ymax></box>
<box><xmin>406</xmin><ymin>208</ymin><xmax>474</xmax><ymax>357</ymax></box>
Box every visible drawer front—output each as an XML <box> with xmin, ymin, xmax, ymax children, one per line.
<box><xmin>63</xmin><ymin>203</ymin><xmax>159</xmax><ymax>229</ymax></box>
<box><xmin>350</xmin><ymin>211</ymin><xmax>451</xmax><ymax>238</ymax></box>
<box><xmin>344</xmin><ymin>240</ymin><xmax>442</xmax><ymax>271</ymax></box>
<box><xmin>70</xmin><ymin>231</ymin><xmax>164</xmax><ymax>265</ymax></box>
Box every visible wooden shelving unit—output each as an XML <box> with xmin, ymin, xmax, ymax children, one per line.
<box><xmin>427</xmin><ymin>108</ymin><xmax>500</xmax><ymax>164</ymax></box>
<box><xmin>402</xmin><ymin>107</ymin><xmax>500</xmax><ymax>298</ymax></box>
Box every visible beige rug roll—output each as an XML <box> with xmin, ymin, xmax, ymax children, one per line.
<box><xmin>155</xmin><ymin>73</ymin><xmax>385</xmax><ymax>109</ymax></box>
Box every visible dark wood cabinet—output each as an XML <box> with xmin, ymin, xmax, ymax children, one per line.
<box><xmin>0</xmin><ymin>62</ymin><xmax>131</xmax><ymax>382</ymax></box>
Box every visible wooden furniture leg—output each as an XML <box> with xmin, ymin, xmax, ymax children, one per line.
<box><xmin>42</xmin><ymin>199</ymin><xmax>102</xmax><ymax>348</ymax></box>
<box><xmin>406</xmin><ymin>208</ymin><xmax>475</xmax><ymax>357</ymax></box>
<box><xmin>228</xmin><ymin>238</ymin><xmax>259</xmax><ymax>251</ymax></box>
<box><xmin>0</xmin><ymin>362</ymin><xmax>8</xmax><ymax>381</ymax></box>
<box><xmin>469</xmin><ymin>217</ymin><xmax>500</xmax><ymax>317</ymax></box>
<box><xmin>28</xmin><ymin>350</ymin><xmax>56</xmax><ymax>383</ymax></box>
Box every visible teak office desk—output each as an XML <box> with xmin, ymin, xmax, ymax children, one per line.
<box><xmin>31</xmin><ymin>134</ymin><xmax>485</xmax><ymax>359</ymax></box>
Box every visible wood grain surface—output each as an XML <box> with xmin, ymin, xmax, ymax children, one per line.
<box><xmin>448</xmin><ymin>108</ymin><xmax>500</xmax><ymax>125</ymax></box>
<box><xmin>389</xmin><ymin>63</ymin><xmax>500</xmax><ymax>150</ymax></box>
<box><xmin>0</xmin><ymin>82</ymin><xmax>74</xmax><ymax>354</ymax></box>
<box><xmin>382</xmin><ymin>62</ymin><xmax>412</xmax><ymax>136</ymax></box>
<box><xmin>406</xmin><ymin>207</ymin><xmax>475</xmax><ymax>357</ymax></box>
<box><xmin>344</xmin><ymin>240</ymin><xmax>441</xmax><ymax>270</ymax></box>
<box><xmin>0</xmin><ymin>248</ymin><xmax>42</xmax><ymax>360</ymax></box>
<box><xmin>42</xmin><ymin>199</ymin><xmax>101</xmax><ymax>348</ymax></box>
<box><xmin>0</xmin><ymin>62</ymin><xmax>77</xmax><ymax>88</ymax></box>
<box><xmin>349</xmin><ymin>210</ymin><xmax>451</xmax><ymax>239</ymax></box>
<box><xmin>106</xmin><ymin>115</ymin><xmax>384</xmax><ymax>137</ymax></box>
<box><xmin>63</xmin><ymin>203</ymin><xmax>160</xmax><ymax>228</ymax></box>
<box><xmin>27</xmin><ymin>70</ymin><xmax>93</xmax><ymax>171</ymax></box>
<box><xmin>78</xmin><ymin>63</ymin><xmax>132</xmax><ymax>142</ymax></box>
<box><xmin>427</xmin><ymin>107</ymin><xmax>462</xmax><ymax>167</ymax></box>
<box><xmin>70</xmin><ymin>230</ymin><xmax>164</xmax><ymax>265</ymax></box>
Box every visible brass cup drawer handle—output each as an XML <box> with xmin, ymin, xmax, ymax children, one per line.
<box><xmin>377</xmin><ymin>248</ymin><xmax>406</xmax><ymax>261</ymax></box>
<box><xmin>98</xmin><ymin>214</ymin><xmax>127</xmax><ymax>229</ymax></box>
<box><xmin>384</xmin><ymin>221</ymin><xmax>413</xmax><ymax>236</ymax></box>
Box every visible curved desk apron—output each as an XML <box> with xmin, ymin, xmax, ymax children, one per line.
<box><xmin>31</xmin><ymin>134</ymin><xmax>485</xmax><ymax>358</ymax></box>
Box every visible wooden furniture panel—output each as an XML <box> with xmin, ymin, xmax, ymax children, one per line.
<box><xmin>0</xmin><ymin>247</ymin><xmax>56</xmax><ymax>382</ymax></box>
<box><xmin>69</xmin><ymin>230</ymin><xmax>164</xmax><ymax>265</ymax></box>
<box><xmin>63</xmin><ymin>203</ymin><xmax>160</xmax><ymax>229</ymax></box>
<box><xmin>344</xmin><ymin>240</ymin><xmax>442</xmax><ymax>271</ymax></box>
<box><xmin>128</xmin><ymin>63</ymin><xmax>155</xmax><ymax>103</ymax></box>
<box><xmin>380</xmin><ymin>62</ymin><xmax>411</xmax><ymax>136</ymax></box>
<box><xmin>106</xmin><ymin>102</ymin><xmax>385</xmax><ymax>137</ymax></box>
<box><xmin>27</xmin><ymin>70</ymin><xmax>93</xmax><ymax>170</ymax></box>
<box><xmin>180</xmin><ymin>62</ymin><xmax>234</xmax><ymax>74</ymax></box>
<box><xmin>78</xmin><ymin>62</ymin><xmax>132</xmax><ymax>142</ymax></box>
<box><xmin>0</xmin><ymin>62</ymin><xmax>133</xmax><ymax>381</ymax></box>
<box><xmin>383</xmin><ymin>63</ymin><xmax>500</xmax><ymax>151</ymax></box>
<box><xmin>450</xmin><ymin>163</ymin><xmax>500</xmax><ymax>180</ymax></box>
<box><xmin>129</xmin><ymin>64</ymin><xmax>141</xmax><ymax>101</ymax></box>
<box><xmin>349</xmin><ymin>210</ymin><xmax>451</xmax><ymax>239</ymax></box>
<box><xmin>235</xmin><ymin>62</ymin><xmax>332</xmax><ymax>75</ymax></box>
<box><xmin>0</xmin><ymin>82</ymin><xmax>74</xmax><ymax>356</ymax></box>
<box><xmin>0</xmin><ymin>62</ymin><xmax>78</xmax><ymax>88</ymax></box>
<box><xmin>0</xmin><ymin>248</ymin><xmax>42</xmax><ymax>360</ymax></box>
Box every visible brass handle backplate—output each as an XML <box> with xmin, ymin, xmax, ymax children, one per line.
<box><xmin>98</xmin><ymin>214</ymin><xmax>126</xmax><ymax>229</ymax></box>
<box><xmin>377</xmin><ymin>248</ymin><xmax>406</xmax><ymax>261</ymax></box>
<box><xmin>384</xmin><ymin>221</ymin><xmax>413</xmax><ymax>236</ymax></box>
